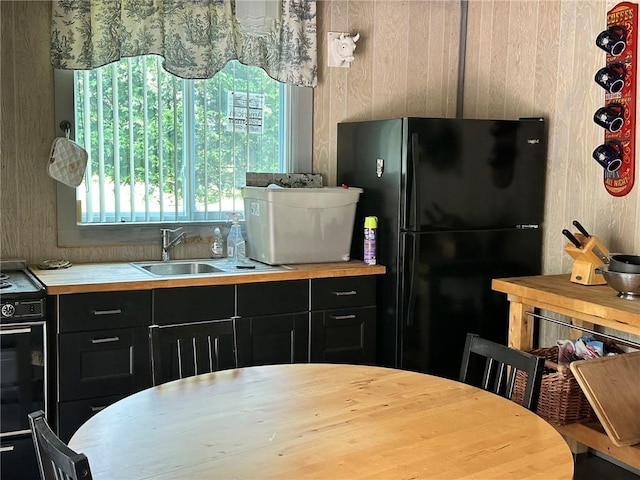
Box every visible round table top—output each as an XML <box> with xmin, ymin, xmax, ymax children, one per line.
<box><xmin>69</xmin><ymin>363</ymin><xmax>574</xmax><ymax>479</ymax></box>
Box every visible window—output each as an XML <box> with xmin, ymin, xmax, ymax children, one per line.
<box><xmin>55</xmin><ymin>58</ymin><xmax>312</xmax><ymax>246</ymax></box>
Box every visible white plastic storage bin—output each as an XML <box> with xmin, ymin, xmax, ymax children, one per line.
<box><xmin>242</xmin><ymin>186</ymin><xmax>363</xmax><ymax>265</ymax></box>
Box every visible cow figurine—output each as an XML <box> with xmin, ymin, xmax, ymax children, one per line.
<box><xmin>328</xmin><ymin>32</ymin><xmax>360</xmax><ymax>67</ymax></box>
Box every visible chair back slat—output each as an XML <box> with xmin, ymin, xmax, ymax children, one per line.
<box><xmin>459</xmin><ymin>333</ymin><xmax>545</xmax><ymax>411</ymax></box>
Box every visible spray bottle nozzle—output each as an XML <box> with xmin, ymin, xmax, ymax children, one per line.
<box><xmin>227</xmin><ymin>212</ymin><xmax>243</xmax><ymax>224</ymax></box>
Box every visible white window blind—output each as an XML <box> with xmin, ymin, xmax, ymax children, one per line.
<box><xmin>74</xmin><ymin>57</ymin><xmax>284</xmax><ymax>224</ymax></box>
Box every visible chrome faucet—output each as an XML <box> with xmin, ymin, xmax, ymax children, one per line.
<box><xmin>161</xmin><ymin>227</ymin><xmax>186</xmax><ymax>261</ymax></box>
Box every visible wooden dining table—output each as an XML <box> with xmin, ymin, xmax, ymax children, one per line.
<box><xmin>69</xmin><ymin>363</ymin><xmax>574</xmax><ymax>479</ymax></box>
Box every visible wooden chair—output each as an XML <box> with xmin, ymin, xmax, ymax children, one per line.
<box><xmin>459</xmin><ymin>333</ymin><xmax>545</xmax><ymax>411</ymax></box>
<box><xmin>149</xmin><ymin>319</ymin><xmax>238</xmax><ymax>385</ymax></box>
<box><xmin>28</xmin><ymin>410</ymin><xmax>92</xmax><ymax>480</ymax></box>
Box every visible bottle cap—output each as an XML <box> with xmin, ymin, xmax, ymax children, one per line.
<box><xmin>227</xmin><ymin>212</ymin><xmax>243</xmax><ymax>224</ymax></box>
<box><xmin>364</xmin><ymin>216</ymin><xmax>378</xmax><ymax>228</ymax></box>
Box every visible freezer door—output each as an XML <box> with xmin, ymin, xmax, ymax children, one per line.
<box><xmin>405</xmin><ymin>118</ymin><xmax>547</xmax><ymax>231</ymax></box>
<box><xmin>399</xmin><ymin>228</ymin><xmax>542</xmax><ymax>379</ymax></box>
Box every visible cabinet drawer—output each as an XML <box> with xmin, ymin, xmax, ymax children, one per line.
<box><xmin>310</xmin><ymin>306</ymin><xmax>376</xmax><ymax>364</ymax></box>
<box><xmin>59</xmin><ymin>290</ymin><xmax>152</xmax><ymax>332</ymax></box>
<box><xmin>153</xmin><ymin>285</ymin><xmax>234</xmax><ymax>325</ymax></box>
<box><xmin>58</xmin><ymin>326</ymin><xmax>151</xmax><ymax>402</ymax></box>
<box><xmin>311</xmin><ymin>276</ymin><xmax>376</xmax><ymax>310</ymax></box>
<box><xmin>57</xmin><ymin>393</ymin><xmax>128</xmax><ymax>443</ymax></box>
<box><xmin>237</xmin><ymin>280</ymin><xmax>308</xmax><ymax>317</ymax></box>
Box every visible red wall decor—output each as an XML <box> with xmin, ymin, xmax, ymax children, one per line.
<box><xmin>596</xmin><ymin>2</ymin><xmax>637</xmax><ymax>196</ymax></box>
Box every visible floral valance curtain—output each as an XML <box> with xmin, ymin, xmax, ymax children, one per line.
<box><xmin>51</xmin><ymin>0</ymin><xmax>317</xmax><ymax>87</ymax></box>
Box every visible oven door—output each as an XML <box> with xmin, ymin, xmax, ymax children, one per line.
<box><xmin>0</xmin><ymin>321</ymin><xmax>46</xmax><ymax>436</ymax></box>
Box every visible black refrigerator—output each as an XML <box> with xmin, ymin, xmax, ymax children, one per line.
<box><xmin>337</xmin><ymin>117</ymin><xmax>547</xmax><ymax>380</ymax></box>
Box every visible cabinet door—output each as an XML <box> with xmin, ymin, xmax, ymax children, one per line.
<box><xmin>236</xmin><ymin>313</ymin><xmax>309</xmax><ymax>366</ymax></box>
<box><xmin>153</xmin><ymin>285</ymin><xmax>234</xmax><ymax>325</ymax></box>
<box><xmin>58</xmin><ymin>326</ymin><xmax>151</xmax><ymax>401</ymax></box>
<box><xmin>311</xmin><ymin>306</ymin><xmax>376</xmax><ymax>364</ymax></box>
<box><xmin>1</xmin><ymin>436</ymin><xmax>40</xmax><ymax>480</ymax></box>
<box><xmin>57</xmin><ymin>393</ymin><xmax>128</xmax><ymax>443</ymax></box>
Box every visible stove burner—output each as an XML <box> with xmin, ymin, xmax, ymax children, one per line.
<box><xmin>0</xmin><ymin>269</ymin><xmax>45</xmax><ymax>303</ymax></box>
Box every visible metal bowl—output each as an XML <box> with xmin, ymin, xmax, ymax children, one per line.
<box><xmin>596</xmin><ymin>265</ymin><xmax>640</xmax><ymax>300</ymax></box>
<box><xmin>609</xmin><ymin>254</ymin><xmax>640</xmax><ymax>274</ymax></box>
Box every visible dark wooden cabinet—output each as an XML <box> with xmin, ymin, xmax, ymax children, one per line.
<box><xmin>55</xmin><ymin>290</ymin><xmax>152</xmax><ymax>442</ymax></box>
<box><xmin>153</xmin><ymin>285</ymin><xmax>234</xmax><ymax>325</ymax></box>
<box><xmin>57</xmin><ymin>393</ymin><xmax>128</xmax><ymax>443</ymax></box>
<box><xmin>51</xmin><ymin>274</ymin><xmax>379</xmax><ymax>444</ymax></box>
<box><xmin>310</xmin><ymin>276</ymin><xmax>377</xmax><ymax>364</ymax></box>
<box><xmin>58</xmin><ymin>290</ymin><xmax>152</xmax><ymax>332</ymax></box>
<box><xmin>236</xmin><ymin>313</ymin><xmax>309</xmax><ymax>366</ymax></box>
<box><xmin>311</xmin><ymin>276</ymin><xmax>376</xmax><ymax>310</ymax></box>
<box><xmin>236</xmin><ymin>280</ymin><xmax>309</xmax><ymax>366</ymax></box>
<box><xmin>310</xmin><ymin>306</ymin><xmax>376</xmax><ymax>364</ymax></box>
<box><xmin>58</xmin><ymin>327</ymin><xmax>151</xmax><ymax>402</ymax></box>
<box><xmin>151</xmin><ymin>285</ymin><xmax>237</xmax><ymax>375</ymax></box>
<box><xmin>237</xmin><ymin>280</ymin><xmax>308</xmax><ymax>317</ymax></box>
<box><xmin>1</xmin><ymin>435</ymin><xmax>40</xmax><ymax>480</ymax></box>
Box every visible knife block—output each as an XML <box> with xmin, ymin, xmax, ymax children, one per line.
<box><xmin>564</xmin><ymin>234</ymin><xmax>610</xmax><ymax>285</ymax></box>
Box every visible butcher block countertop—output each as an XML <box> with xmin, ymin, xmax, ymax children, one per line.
<box><xmin>492</xmin><ymin>274</ymin><xmax>640</xmax><ymax>335</ymax></box>
<box><xmin>30</xmin><ymin>261</ymin><xmax>386</xmax><ymax>295</ymax></box>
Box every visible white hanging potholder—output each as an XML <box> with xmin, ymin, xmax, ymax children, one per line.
<box><xmin>48</xmin><ymin>132</ymin><xmax>88</xmax><ymax>188</ymax></box>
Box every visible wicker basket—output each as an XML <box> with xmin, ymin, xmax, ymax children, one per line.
<box><xmin>513</xmin><ymin>345</ymin><xmax>622</xmax><ymax>426</ymax></box>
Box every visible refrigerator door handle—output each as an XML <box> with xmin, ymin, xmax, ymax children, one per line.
<box><xmin>409</xmin><ymin>133</ymin><xmax>421</xmax><ymax>231</ymax></box>
<box><xmin>406</xmin><ymin>233</ymin><xmax>420</xmax><ymax>327</ymax></box>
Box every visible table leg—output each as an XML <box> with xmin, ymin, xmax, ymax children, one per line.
<box><xmin>507</xmin><ymin>300</ymin><xmax>535</xmax><ymax>350</ymax></box>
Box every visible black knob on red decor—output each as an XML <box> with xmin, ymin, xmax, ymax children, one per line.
<box><xmin>594</xmin><ymin>62</ymin><xmax>626</xmax><ymax>94</ymax></box>
<box><xmin>593</xmin><ymin>103</ymin><xmax>625</xmax><ymax>132</ymax></box>
<box><xmin>596</xmin><ymin>25</ymin><xmax>627</xmax><ymax>56</ymax></box>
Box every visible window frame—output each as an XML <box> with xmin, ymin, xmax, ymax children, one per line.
<box><xmin>53</xmin><ymin>67</ymin><xmax>313</xmax><ymax>247</ymax></box>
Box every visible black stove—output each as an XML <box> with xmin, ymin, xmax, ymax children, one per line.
<box><xmin>0</xmin><ymin>260</ymin><xmax>47</xmax><ymax>480</ymax></box>
<box><xmin>0</xmin><ymin>260</ymin><xmax>45</xmax><ymax>322</ymax></box>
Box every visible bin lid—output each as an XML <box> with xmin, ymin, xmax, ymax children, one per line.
<box><xmin>241</xmin><ymin>186</ymin><xmax>363</xmax><ymax>209</ymax></box>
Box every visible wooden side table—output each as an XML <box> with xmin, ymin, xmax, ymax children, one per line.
<box><xmin>492</xmin><ymin>274</ymin><xmax>640</xmax><ymax>469</ymax></box>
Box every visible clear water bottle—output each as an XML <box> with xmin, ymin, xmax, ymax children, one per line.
<box><xmin>226</xmin><ymin>213</ymin><xmax>246</xmax><ymax>264</ymax></box>
<box><xmin>364</xmin><ymin>216</ymin><xmax>377</xmax><ymax>265</ymax></box>
<box><xmin>211</xmin><ymin>227</ymin><xmax>224</xmax><ymax>258</ymax></box>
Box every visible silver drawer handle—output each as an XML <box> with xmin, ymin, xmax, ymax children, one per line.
<box><xmin>0</xmin><ymin>327</ymin><xmax>31</xmax><ymax>335</ymax></box>
<box><xmin>91</xmin><ymin>336</ymin><xmax>120</xmax><ymax>344</ymax></box>
<box><xmin>92</xmin><ymin>309</ymin><xmax>122</xmax><ymax>316</ymax></box>
<box><xmin>91</xmin><ymin>405</ymin><xmax>107</xmax><ymax>412</ymax></box>
<box><xmin>0</xmin><ymin>445</ymin><xmax>15</xmax><ymax>453</ymax></box>
<box><xmin>330</xmin><ymin>314</ymin><xmax>357</xmax><ymax>320</ymax></box>
<box><xmin>332</xmin><ymin>290</ymin><xmax>357</xmax><ymax>296</ymax></box>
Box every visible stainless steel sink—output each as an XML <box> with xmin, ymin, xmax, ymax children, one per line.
<box><xmin>133</xmin><ymin>261</ymin><xmax>223</xmax><ymax>276</ymax></box>
<box><xmin>131</xmin><ymin>259</ymin><xmax>289</xmax><ymax>277</ymax></box>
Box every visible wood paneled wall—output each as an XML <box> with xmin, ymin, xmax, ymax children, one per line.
<box><xmin>314</xmin><ymin>1</ymin><xmax>461</xmax><ymax>185</ymax></box>
<box><xmin>314</xmin><ymin>0</ymin><xmax>639</xmax><ymax>275</ymax></box>
<box><xmin>2</xmin><ymin>0</ymin><xmax>639</xmax><ymax>273</ymax></box>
